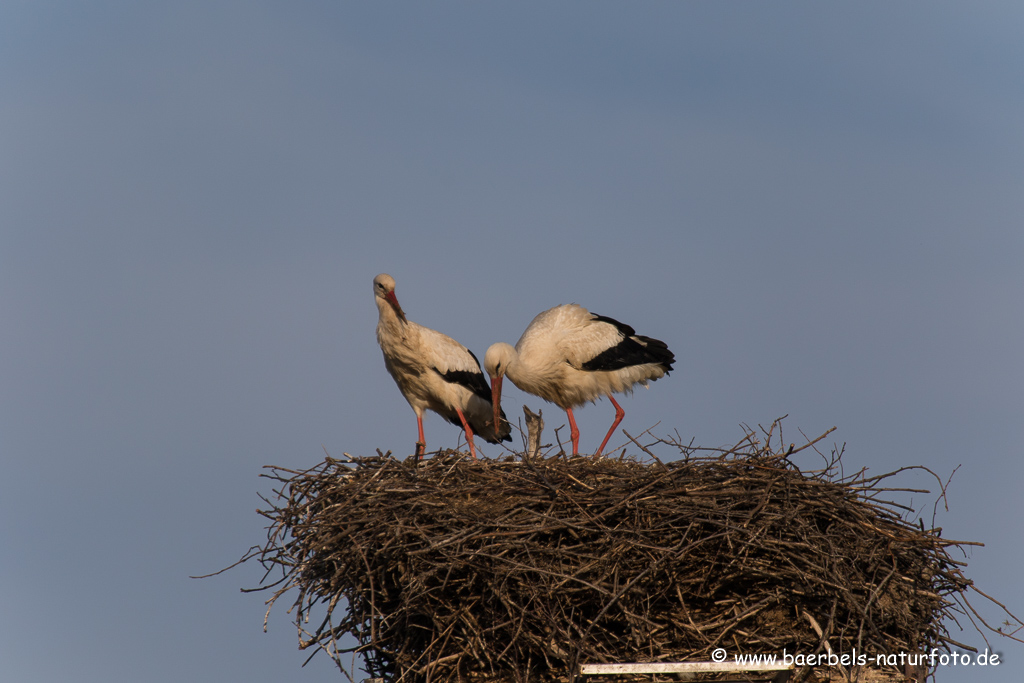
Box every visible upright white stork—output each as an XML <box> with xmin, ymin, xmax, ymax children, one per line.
<box><xmin>373</xmin><ymin>273</ymin><xmax>511</xmax><ymax>459</ymax></box>
<box><xmin>484</xmin><ymin>304</ymin><xmax>674</xmax><ymax>456</ymax></box>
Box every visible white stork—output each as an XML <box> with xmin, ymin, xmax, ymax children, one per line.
<box><xmin>373</xmin><ymin>273</ymin><xmax>511</xmax><ymax>459</ymax></box>
<box><xmin>483</xmin><ymin>304</ymin><xmax>674</xmax><ymax>456</ymax></box>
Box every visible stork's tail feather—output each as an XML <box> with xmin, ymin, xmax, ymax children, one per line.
<box><xmin>480</xmin><ymin>407</ymin><xmax>513</xmax><ymax>444</ymax></box>
<box><xmin>443</xmin><ymin>407</ymin><xmax>513</xmax><ymax>444</ymax></box>
<box><xmin>637</xmin><ymin>335</ymin><xmax>675</xmax><ymax>374</ymax></box>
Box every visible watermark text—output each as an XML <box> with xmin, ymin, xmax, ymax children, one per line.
<box><xmin>722</xmin><ymin>648</ymin><xmax>1001</xmax><ymax>668</ymax></box>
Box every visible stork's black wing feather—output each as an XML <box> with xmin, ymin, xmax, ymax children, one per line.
<box><xmin>580</xmin><ymin>313</ymin><xmax>675</xmax><ymax>374</ymax></box>
<box><xmin>432</xmin><ymin>363</ymin><xmax>512</xmax><ymax>443</ymax></box>
<box><xmin>433</xmin><ymin>366</ymin><xmax>493</xmax><ymax>404</ymax></box>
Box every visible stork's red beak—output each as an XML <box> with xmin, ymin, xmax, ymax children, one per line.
<box><xmin>491</xmin><ymin>374</ymin><xmax>503</xmax><ymax>435</ymax></box>
<box><xmin>385</xmin><ymin>291</ymin><xmax>407</xmax><ymax>322</ymax></box>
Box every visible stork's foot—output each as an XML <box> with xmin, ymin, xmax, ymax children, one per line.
<box><xmin>414</xmin><ymin>441</ymin><xmax>426</xmax><ymax>461</ymax></box>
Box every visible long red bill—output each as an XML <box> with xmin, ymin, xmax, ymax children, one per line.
<box><xmin>385</xmin><ymin>291</ymin><xmax>407</xmax><ymax>322</ymax></box>
<box><xmin>491</xmin><ymin>375</ymin><xmax>503</xmax><ymax>435</ymax></box>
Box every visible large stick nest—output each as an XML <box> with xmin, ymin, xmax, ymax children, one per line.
<box><xmin>240</xmin><ymin>421</ymin><xmax>1021</xmax><ymax>682</ymax></box>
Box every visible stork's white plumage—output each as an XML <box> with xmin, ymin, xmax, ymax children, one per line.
<box><xmin>484</xmin><ymin>304</ymin><xmax>674</xmax><ymax>456</ymax></box>
<box><xmin>373</xmin><ymin>273</ymin><xmax>511</xmax><ymax>459</ymax></box>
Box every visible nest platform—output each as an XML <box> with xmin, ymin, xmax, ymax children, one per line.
<box><xmin>241</xmin><ymin>423</ymin><xmax>1020</xmax><ymax>682</ymax></box>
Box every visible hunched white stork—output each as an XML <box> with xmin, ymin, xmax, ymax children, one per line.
<box><xmin>484</xmin><ymin>304</ymin><xmax>674</xmax><ymax>456</ymax></box>
<box><xmin>373</xmin><ymin>273</ymin><xmax>511</xmax><ymax>459</ymax></box>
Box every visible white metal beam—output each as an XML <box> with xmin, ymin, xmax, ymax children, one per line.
<box><xmin>580</xmin><ymin>661</ymin><xmax>794</xmax><ymax>675</ymax></box>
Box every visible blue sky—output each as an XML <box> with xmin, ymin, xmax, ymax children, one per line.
<box><xmin>2</xmin><ymin>2</ymin><xmax>1022</xmax><ymax>681</ymax></box>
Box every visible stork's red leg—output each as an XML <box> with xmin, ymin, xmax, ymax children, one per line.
<box><xmin>454</xmin><ymin>408</ymin><xmax>478</xmax><ymax>459</ymax></box>
<box><xmin>415</xmin><ymin>415</ymin><xmax>426</xmax><ymax>460</ymax></box>
<box><xmin>566</xmin><ymin>408</ymin><xmax>580</xmax><ymax>456</ymax></box>
<box><xmin>594</xmin><ymin>395</ymin><xmax>625</xmax><ymax>457</ymax></box>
